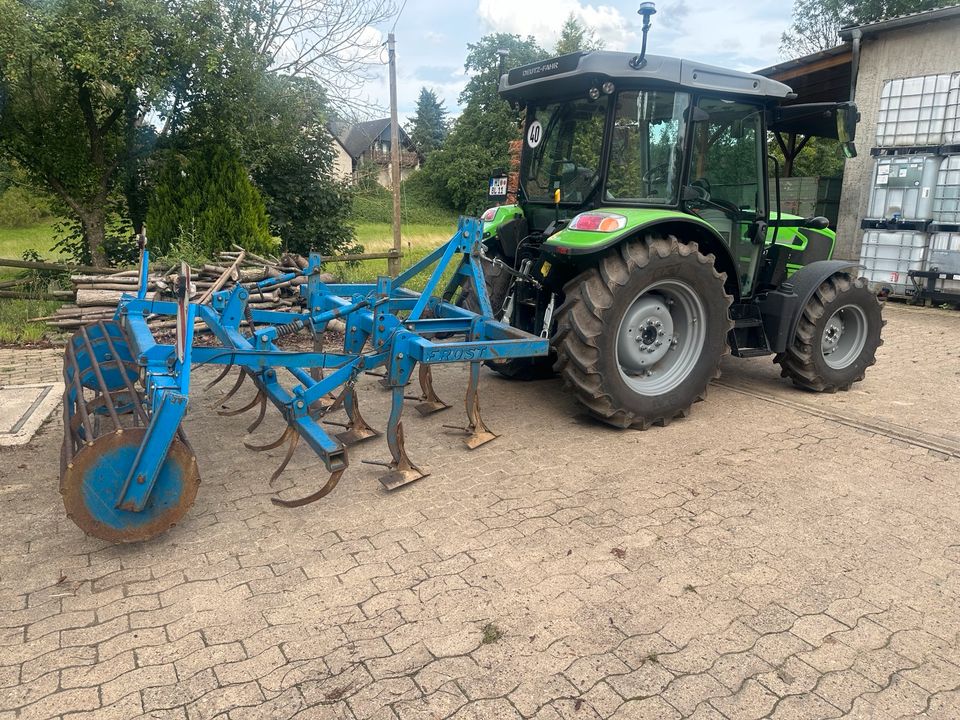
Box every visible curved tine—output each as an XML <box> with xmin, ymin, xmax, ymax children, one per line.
<box><xmin>310</xmin><ymin>384</ymin><xmax>348</xmax><ymax>420</ymax></box>
<box><xmin>246</xmin><ymin>393</ymin><xmax>268</xmax><ymax>433</ymax></box>
<box><xmin>244</xmin><ymin>425</ymin><xmax>294</xmax><ymax>452</ymax></box>
<box><xmin>219</xmin><ymin>369</ymin><xmax>248</xmax><ymax>406</ymax></box>
<box><xmin>271</xmin><ymin>467</ymin><xmax>346</xmax><ymax>508</ymax></box>
<box><xmin>218</xmin><ymin>389</ymin><xmax>265</xmax><ymax>417</ymax></box>
<box><xmin>268</xmin><ymin>429</ymin><xmax>300</xmax><ymax>487</ymax></box>
<box><xmin>204</xmin><ymin>363</ymin><xmax>234</xmax><ymax>392</ymax></box>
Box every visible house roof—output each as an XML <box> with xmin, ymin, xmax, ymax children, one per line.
<box><xmin>839</xmin><ymin>4</ymin><xmax>960</xmax><ymax>38</ymax></box>
<box><xmin>337</xmin><ymin>118</ymin><xmax>393</xmax><ymax>159</ymax></box>
<box><xmin>755</xmin><ymin>43</ymin><xmax>853</xmax><ymax>105</ymax></box>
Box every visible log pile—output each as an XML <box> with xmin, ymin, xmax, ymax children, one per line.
<box><xmin>29</xmin><ymin>248</ymin><xmax>333</xmax><ymax>332</ymax></box>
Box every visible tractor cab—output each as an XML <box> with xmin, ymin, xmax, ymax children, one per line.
<box><xmin>489</xmin><ymin>50</ymin><xmax>859</xmax><ymax>299</ymax></box>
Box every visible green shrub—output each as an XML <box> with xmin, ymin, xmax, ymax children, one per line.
<box><xmin>147</xmin><ymin>143</ymin><xmax>276</xmax><ymax>256</ymax></box>
<box><xmin>0</xmin><ymin>186</ymin><xmax>53</xmax><ymax>227</ymax></box>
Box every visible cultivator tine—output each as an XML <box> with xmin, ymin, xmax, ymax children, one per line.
<box><xmin>204</xmin><ymin>363</ymin><xmax>234</xmax><ymax>392</ymax></box>
<box><xmin>218</xmin><ymin>388</ymin><xmax>265</xmax><ymax>417</ymax></box>
<box><xmin>408</xmin><ymin>365</ymin><xmax>451</xmax><ymax>416</ymax></box>
<box><xmin>246</xmin><ymin>392</ymin><xmax>268</xmax><ymax>433</ymax></box>
<box><xmin>462</xmin><ymin>362</ymin><xmax>498</xmax><ymax>449</ymax></box>
<box><xmin>243</xmin><ymin>426</ymin><xmax>291</xmax><ymax>452</ymax></box>
<box><xmin>268</xmin><ymin>426</ymin><xmax>301</xmax><ymax>486</ymax></box>
<box><xmin>329</xmin><ymin>388</ymin><xmax>380</xmax><ymax>445</ymax></box>
<box><xmin>271</xmin><ymin>466</ymin><xmax>347</xmax><ymax>508</ymax></box>
<box><xmin>368</xmin><ymin>387</ymin><xmax>429</xmax><ymax>490</ymax></box>
<box><xmin>219</xmin><ymin>369</ymin><xmax>248</xmax><ymax>406</ymax></box>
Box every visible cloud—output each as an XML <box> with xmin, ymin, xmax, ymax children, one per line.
<box><xmin>476</xmin><ymin>0</ymin><xmax>638</xmax><ymax>52</ymax></box>
<box><xmin>475</xmin><ymin>0</ymin><xmax>794</xmax><ymax>70</ymax></box>
<box><xmin>414</xmin><ymin>65</ymin><xmax>461</xmax><ymax>84</ymax></box>
<box><xmin>424</xmin><ymin>30</ymin><xmax>446</xmax><ymax>44</ymax></box>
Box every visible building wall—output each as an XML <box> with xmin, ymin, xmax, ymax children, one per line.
<box><xmin>331</xmin><ymin>141</ymin><xmax>353</xmax><ymax>182</ymax></box>
<box><xmin>376</xmin><ymin>163</ymin><xmax>419</xmax><ymax>189</ymax></box>
<box><xmin>836</xmin><ymin>19</ymin><xmax>960</xmax><ymax>260</ymax></box>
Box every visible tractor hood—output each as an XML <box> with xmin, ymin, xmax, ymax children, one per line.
<box><xmin>499</xmin><ymin>51</ymin><xmax>795</xmax><ymax>104</ymax></box>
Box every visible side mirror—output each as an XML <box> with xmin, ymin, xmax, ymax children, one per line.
<box><xmin>836</xmin><ymin>104</ymin><xmax>859</xmax><ymax>159</ymax></box>
<box><xmin>803</xmin><ymin>216</ymin><xmax>830</xmax><ymax>230</ymax></box>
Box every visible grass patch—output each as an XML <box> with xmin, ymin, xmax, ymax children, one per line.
<box><xmin>336</xmin><ymin>222</ymin><xmax>458</xmax><ymax>293</ymax></box>
<box><xmin>353</xmin><ymin>221</ymin><xmax>455</xmax><ymax>253</ymax></box>
<box><xmin>480</xmin><ymin>623</ymin><xmax>503</xmax><ymax>645</ymax></box>
<box><xmin>0</xmin><ymin>222</ymin><xmax>59</xmax><ymax>279</ymax></box>
<box><xmin>0</xmin><ymin>299</ymin><xmax>61</xmax><ymax>344</ymax></box>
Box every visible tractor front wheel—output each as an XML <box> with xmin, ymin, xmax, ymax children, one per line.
<box><xmin>553</xmin><ymin>235</ymin><xmax>732</xmax><ymax>429</ymax></box>
<box><xmin>775</xmin><ymin>273</ymin><xmax>883</xmax><ymax>392</ymax></box>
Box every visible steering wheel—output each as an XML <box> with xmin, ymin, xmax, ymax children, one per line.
<box><xmin>688</xmin><ymin>177</ymin><xmax>742</xmax><ymax>216</ymax></box>
<box><xmin>550</xmin><ymin>160</ymin><xmax>597</xmax><ymax>200</ymax></box>
<box><xmin>642</xmin><ymin>162</ymin><xmax>670</xmax><ymax>185</ymax></box>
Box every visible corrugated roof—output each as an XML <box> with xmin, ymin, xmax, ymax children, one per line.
<box><xmin>839</xmin><ymin>4</ymin><xmax>960</xmax><ymax>38</ymax></box>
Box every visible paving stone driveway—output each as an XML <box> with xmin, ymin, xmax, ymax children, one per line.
<box><xmin>1</xmin><ymin>304</ymin><xmax>959</xmax><ymax>720</ymax></box>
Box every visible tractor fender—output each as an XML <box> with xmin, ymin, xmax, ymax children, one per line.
<box><xmin>757</xmin><ymin>260</ymin><xmax>861</xmax><ymax>353</ymax></box>
<box><xmin>545</xmin><ymin>215</ymin><xmax>742</xmax><ymax>301</ymax></box>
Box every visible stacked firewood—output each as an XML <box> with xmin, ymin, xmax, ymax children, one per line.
<box><xmin>34</xmin><ymin>248</ymin><xmax>334</xmax><ymax>332</ymax></box>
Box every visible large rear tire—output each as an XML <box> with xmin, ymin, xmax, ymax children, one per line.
<box><xmin>553</xmin><ymin>235</ymin><xmax>733</xmax><ymax>429</ymax></box>
<box><xmin>775</xmin><ymin>273</ymin><xmax>883</xmax><ymax>392</ymax></box>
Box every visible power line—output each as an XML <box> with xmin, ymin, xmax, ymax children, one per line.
<box><xmin>391</xmin><ymin>0</ymin><xmax>408</xmax><ymax>33</ymax></box>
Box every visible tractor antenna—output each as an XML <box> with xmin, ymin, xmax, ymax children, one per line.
<box><xmin>630</xmin><ymin>2</ymin><xmax>657</xmax><ymax>69</ymax></box>
<box><xmin>496</xmin><ymin>48</ymin><xmax>509</xmax><ymax>81</ymax></box>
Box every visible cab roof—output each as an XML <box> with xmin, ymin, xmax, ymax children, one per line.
<box><xmin>499</xmin><ymin>51</ymin><xmax>795</xmax><ymax>104</ymax></box>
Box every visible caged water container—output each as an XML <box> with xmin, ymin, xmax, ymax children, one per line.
<box><xmin>943</xmin><ymin>73</ymin><xmax>960</xmax><ymax>146</ymax></box>
<box><xmin>932</xmin><ymin>154</ymin><xmax>960</xmax><ymax>225</ymax></box>
<box><xmin>867</xmin><ymin>155</ymin><xmax>942</xmax><ymax>222</ymax></box>
<box><xmin>858</xmin><ymin>230</ymin><xmax>928</xmax><ymax>296</ymax></box>
<box><xmin>924</xmin><ymin>232</ymin><xmax>960</xmax><ymax>294</ymax></box>
<box><xmin>875</xmin><ymin>74</ymin><xmax>953</xmax><ymax>147</ymax></box>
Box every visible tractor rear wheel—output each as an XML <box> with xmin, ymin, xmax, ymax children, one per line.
<box><xmin>553</xmin><ymin>235</ymin><xmax>732</xmax><ymax>429</ymax></box>
<box><xmin>460</xmin><ymin>254</ymin><xmax>554</xmax><ymax>380</ymax></box>
<box><xmin>775</xmin><ymin>273</ymin><xmax>883</xmax><ymax>392</ymax></box>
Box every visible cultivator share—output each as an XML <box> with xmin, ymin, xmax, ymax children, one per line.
<box><xmin>60</xmin><ymin>218</ymin><xmax>548</xmax><ymax>542</ymax></box>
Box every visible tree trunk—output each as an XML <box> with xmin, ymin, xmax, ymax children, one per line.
<box><xmin>80</xmin><ymin>207</ymin><xmax>108</xmax><ymax>267</ymax></box>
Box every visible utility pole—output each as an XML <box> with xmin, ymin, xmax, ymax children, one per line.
<box><xmin>387</xmin><ymin>32</ymin><xmax>402</xmax><ymax>277</ymax></box>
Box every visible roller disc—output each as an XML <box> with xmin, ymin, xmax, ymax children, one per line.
<box><xmin>61</xmin><ymin>427</ymin><xmax>201</xmax><ymax>543</ymax></box>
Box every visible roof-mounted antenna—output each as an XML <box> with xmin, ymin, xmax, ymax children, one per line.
<box><xmin>496</xmin><ymin>48</ymin><xmax>509</xmax><ymax>80</ymax></box>
<box><xmin>630</xmin><ymin>2</ymin><xmax>657</xmax><ymax>69</ymax></box>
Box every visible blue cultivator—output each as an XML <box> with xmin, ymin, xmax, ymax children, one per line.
<box><xmin>60</xmin><ymin>218</ymin><xmax>548</xmax><ymax>542</ymax></box>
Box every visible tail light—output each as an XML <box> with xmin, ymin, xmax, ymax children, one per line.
<box><xmin>568</xmin><ymin>212</ymin><xmax>627</xmax><ymax>232</ymax></box>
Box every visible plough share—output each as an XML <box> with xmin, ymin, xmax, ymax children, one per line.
<box><xmin>60</xmin><ymin>218</ymin><xmax>548</xmax><ymax>542</ymax></box>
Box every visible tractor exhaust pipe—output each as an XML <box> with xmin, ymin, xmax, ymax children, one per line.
<box><xmin>630</xmin><ymin>2</ymin><xmax>657</xmax><ymax>69</ymax></box>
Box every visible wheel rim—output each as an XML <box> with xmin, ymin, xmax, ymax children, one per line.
<box><xmin>820</xmin><ymin>304</ymin><xmax>868</xmax><ymax>370</ymax></box>
<box><xmin>616</xmin><ymin>279</ymin><xmax>707</xmax><ymax>396</ymax></box>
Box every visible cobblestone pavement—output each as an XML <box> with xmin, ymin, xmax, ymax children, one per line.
<box><xmin>1</xmin><ymin>304</ymin><xmax>959</xmax><ymax>719</ymax></box>
<box><xmin>0</xmin><ymin>348</ymin><xmax>63</xmax><ymax>387</ymax></box>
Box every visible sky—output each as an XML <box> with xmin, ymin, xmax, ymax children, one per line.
<box><xmin>358</xmin><ymin>0</ymin><xmax>797</xmax><ymax>123</ymax></box>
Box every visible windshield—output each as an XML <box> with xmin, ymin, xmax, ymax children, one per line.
<box><xmin>523</xmin><ymin>95</ymin><xmax>609</xmax><ymax>204</ymax></box>
<box><xmin>605</xmin><ymin>90</ymin><xmax>689</xmax><ymax>204</ymax></box>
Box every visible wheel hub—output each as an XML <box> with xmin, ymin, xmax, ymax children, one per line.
<box><xmin>820</xmin><ymin>304</ymin><xmax>868</xmax><ymax>370</ymax></box>
<box><xmin>615</xmin><ymin>280</ymin><xmax>707</xmax><ymax>397</ymax></box>
<box><xmin>618</xmin><ymin>295</ymin><xmax>675</xmax><ymax>372</ymax></box>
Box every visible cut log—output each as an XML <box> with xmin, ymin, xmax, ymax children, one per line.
<box><xmin>76</xmin><ymin>289</ymin><xmax>155</xmax><ymax>307</ymax></box>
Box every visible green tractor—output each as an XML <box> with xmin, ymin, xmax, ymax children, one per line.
<box><xmin>463</xmin><ymin>7</ymin><xmax>883</xmax><ymax>429</ymax></box>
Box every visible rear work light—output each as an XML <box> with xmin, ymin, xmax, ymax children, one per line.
<box><xmin>568</xmin><ymin>212</ymin><xmax>627</xmax><ymax>232</ymax></box>
<box><xmin>480</xmin><ymin>207</ymin><xmax>498</xmax><ymax>222</ymax></box>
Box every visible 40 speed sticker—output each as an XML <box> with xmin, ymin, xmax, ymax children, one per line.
<box><xmin>526</xmin><ymin>120</ymin><xmax>543</xmax><ymax>148</ymax></box>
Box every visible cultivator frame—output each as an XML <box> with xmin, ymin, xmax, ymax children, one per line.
<box><xmin>60</xmin><ymin>217</ymin><xmax>549</xmax><ymax>542</ymax></box>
